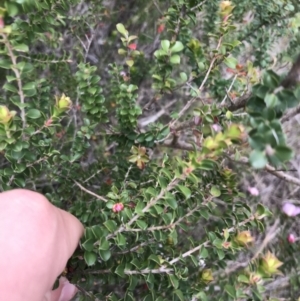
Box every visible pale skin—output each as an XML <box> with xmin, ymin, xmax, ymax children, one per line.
<box><xmin>0</xmin><ymin>189</ymin><xmax>84</xmax><ymax>301</ymax></box>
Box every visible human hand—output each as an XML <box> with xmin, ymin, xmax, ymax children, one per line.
<box><xmin>0</xmin><ymin>189</ymin><xmax>84</xmax><ymax>301</ymax></box>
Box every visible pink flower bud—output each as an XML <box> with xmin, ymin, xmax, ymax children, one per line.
<box><xmin>282</xmin><ymin>203</ymin><xmax>300</xmax><ymax>217</ymax></box>
<box><xmin>212</xmin><ymin>124</ymin><xmax>222</xmax><ymax>132</ymax></box>
<box><xmin>194</xmin><ymin>116</ymin><xmax>202</xmax><ymax>126</ymax></box>
<box><xmin>247</xmin><ymin>186</ymin><xmax>259</xmax><ymax>196</ymax></box>
<box><xmin>287</xmin><ymin>233</ymin><xmax>296</xmax><ymax>244</ymax></box>
<box><xmin>112</xmin><ymin>203</ymin><xmax>124</xmax><ymax>213</ymax></box>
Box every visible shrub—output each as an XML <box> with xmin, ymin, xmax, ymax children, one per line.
<box><xmin>1</xmin><ymin>0</ymin><xmax>300</xmax><ymax>300</ymax></box>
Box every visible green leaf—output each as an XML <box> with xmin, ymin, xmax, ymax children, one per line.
<box><xmin>196</xmin><ymin>292</ymin><xmax>208</xmax><ymax>301</ymax></box>
<box><xmin>14</xmin><ymin>44</ymin><xmax>29</xmax><ymax>52</ymax></box>
<box><xmin>200</xmin><ymin>247</ymin><xmax>209</xmax><ymax>258</ymax></box>
<box><xmin>5</xmin><ymin>2</ymin><xmax>18</xmax><ymax>16</ymax></box>
<box><xmin>136</xmin><ymin>219</ymin><xmax>148</xmax><ymax>230</ymax></box>
<box><xmin>118</xmin><ymin>48</ymin><xmax>127</xmax><ymax>55</ymax></box>
<box><xmin>177</xmin><ymin>185</ymin><xmax>191</xmax><ymax>199</ymax></box>
<box><xmin>171</xmin><ymin>41</ymin><xmax>184</xmax><ymax>53</ymax></box>
<box><xmin>99</xmin><ymin>237</ymin><xmax>110</xmax><ymax>250</ymax></box>
<box><xmin>277</xmin><ymin>89</ymin><xmax>298</xmax><ymax>108</ymax></box>
<box><xmin>115</xmin><ymin>264</ymin><xmax>126</xmax><ymax>278</ymax></box>
<box><xmin>264</xmin><ymin>93</ymin><xmax>278</xmax><ymax>108</ymax></box>
<box><xmin>200</xmin><ymin>209</ymin><xmax>209</xmax><ymax>220</ymax></box>
<box><xmin>148</xmin><ymin>254</ymin><xmax>161</xmax><ymax>265</ymax></box>
<box><xmin>135</xmin><ymin>201</ymin><xmax>145</xmax><ymax>215</ymax></box>
<box><xmin>128</xmin><ymin>275</ymin><xmax>139</xmax><ymax>291</ymax></box>
<box><xmin>3</xmin><ymin>83</ymin><xmax>18</xmax><ymax>93</ymax></box>
<box><xmin>238</xmin><ymin>274</ymin><xmax>249</xmax><ymax>283</ymax></box>
<box><xmin>173</xmin><ymin>290</ymin><xmax>185</xmax><ymax>301</ymax></box>
<box><xmin>84</xmin><ymin>251</ymin><xmax>97</xmax><ymax>266</ymax></box>
<box><xmin>275</xmin><ymin>145</ymin><xmax>293</xmax><ymax>161</ymax></box>
<box><xmin>216</xmin><ymin>248</ymin><xmax>225</xmax><ymax>260</ymax></box>
<box><xmin>6</xmin><ymin>75</ymin><xmax>16</xmax><ymax>82</ymax></box>
<box><xmin>190</xmin><ymin>255</ymin><xmax>198</xmax><ymax>267</ymax></box>
<box><xmin>170</xmin><ymin>54</ymin><xmax>180</xmax><ymax>64</ymax></box>
<box><xmin>210</xmin><ymin>186</ymin><xmax>221</xmax><ymax>197</ymax></box>
<box><xmin>146</xmin><ymin>187</ymin><xmax>157</xmax><ymax>197</ymax></box>
<box><xmin>161</xmin><ymin>40</ymin><xmax>170</xmax><ymax>52</ymax></box>
<box><xmin>99</xmin><ymin>249</ymin><xmax>111</xmax><ymax>261</ymax></box>
<box><xmin>26</xmin><ymin>109</ymin><xmax>41</xmax><ymax>119</ymax></box>
<box><xmin>15</xmin><ymin>177</ymin><xmax>25</xmax><ymax>187</ymax></box>
<box><xmin>82</xmin><ymin>238</ymin><xmax>95</xmax><ymax>252</ymax></box>
<box><xmin>143</xmin><ymin>295</ymin><xmax>153</xmax><ymax>301</ymax></box>
<box><xmin>252</xmin><ymin>84</ymin><xmax>269</xmax><ymax>99</ymax></box>
<box><xmin>168</xmin><ymin>275</ymin><xmax>179</xmax><ymax>289</ymax></box>
<box><xmin>124</xmin><ymin>292</ymin><xmax>135</xmax><ymax>301</ymax></box>
<box><xmin>225</xmin><ymin>284</ymin><xmax>236</xmax><ymax>298</ymax></box>
<box><xmin>249</xmin><ymin>150</ymin><xmax>267</xmax><ymax>169</ymax></box>
<box><xmin>126</xmin><ymin>59</ymin><xmax>134</xmax><ymax>67</ymax></box>
<box><xmin>23</xmin><ymin>89</ymin><xmax>37</xmax><ymax>97</ymax></box>
<box><xmin>166</xmin><ymin>197</ymin><xmax>177</xmax><ymax>209</ymax></box>
<box><xmin>256</xmin><ymin>203</ymin><xmax>272</xmax><ymax>218</ymax></box>
<box><xmin>224</xmin><ymin>57</ymin><xmax>238</xmax><ymax>69</ymax></box>
<box><xmin>103</xmin><ymin>220</ymin><xmax>117</xmax><ymax>233</ymax></box>
<box><xmin>116</xmin><ymin>232</ymin><xmax>126</xmax><ymax>246</ymax></box>
<box><xmin>116</xmin><ymin>23</ymin><xmax>128</xmax><ymax>37</ymax></box>
<box><xmin>23</xmin><ymin>82</ymin><xmax>36</xmax><ymax>90</ymax></box>
<box><xmin>180</xmin><ymin>72</ymin><xmax>187</xmax><ymax>82</ymax></box>
<box><xmin>199</xmin><ymin>159</ymin><xmax>217</xmax><ymax>170</ymax></box>
<box><xmin>262</xmin><ymin>70</ymin><xmax>280</xmax><ymax>89</ymax></box>
<box><xmin>0</xmin><ymin>59</ymin><xmax>11</xmax><ymax>69</ymax></box>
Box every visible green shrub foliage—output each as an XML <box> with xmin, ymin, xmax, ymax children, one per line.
<box><xmin>1</xmin><ymin>0</ymin><xmax>300</xmax><ymax>300</ymax></box>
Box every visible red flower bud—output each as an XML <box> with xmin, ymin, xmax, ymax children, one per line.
<box><xmin>112</xmin><ymin>203</ymin><xmax>124</xmax><ymax>213</ymax></box>
<box><xmin>157</xmin><ymin>24</ymin><xmax>165</xmax><ymax>34</ymax></box>
<box><xmin>128</xmin><ymin>43</ymin><xmax>137</xmax><ymax>50</ymax></box>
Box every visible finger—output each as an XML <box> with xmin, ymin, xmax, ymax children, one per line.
<box><xmin>44</xmin><ymin>277</ymin><xmax>78</xmax><ymax>301</ymax></box>
<box><xmin>0</xmin><ymin>189</ymin><xmax>84</xmax><ymax>301</ymax></box>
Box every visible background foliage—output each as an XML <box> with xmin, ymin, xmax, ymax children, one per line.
<box><xmin>2</xmin><ymin>0</ymin><xmax>300</xmax><ymax>300</ymax></box>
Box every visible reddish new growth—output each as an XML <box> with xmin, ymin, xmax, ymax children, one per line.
<box><xmin>44</xmin><ymin>118</ymin><xmax>53</xmax><ymax>127</ymax></box>
<box><xmin>184</xmin><ymin>166</ymin><xmax>194</xmax><ymax>175</ymax></box>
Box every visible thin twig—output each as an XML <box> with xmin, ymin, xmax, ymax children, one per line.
<box><xmin>169</xmin><ymin>215</ymin><xmax>256</xmax><ymax>265</ymax></box>
<box><xmin>119</xmin><ymin>203</ymin><xmax>206</xmax><ymax>233</ymax></box>
<box><xmin>139</xmin><ymin>99</ymin><xmax>177</xmax><ymax>127</ymax></box>
<box><xmin>221</xmin><ymin>74</ymin><xmax>238</xmax><ymax>105</ymax></box>
<box><xmin>18</xmin><ymin>54</ymin><xmax>72</xmax><ymax>64</ymax></box>
<box><xmin>114</xmin><ymin>239</ymin><xmax>156</xmax><ymax>255</ymax></box>
<box><xmin>74</xmin><ymin>180</ymin><xmax>109</xmax><ymax>202</ymax></box>
<box><xmin>106</xmin><ymin>177</ymin><xmax>181</xmax><ymax>239</ymax></box>
<box><xmin>229</xmin><ymin>155</ymin><xmax>300</xmax><ymax>187</ymax></box>
<box><xmin>88</xmin><ymin>267</ymin><xmax>173</xmax><ymax>275</ymax></box>
<box><xmin>152</xmin><ymin>0</ymin><xmax>164</xmax><ymax>15</ymax></box>
<box><xmin>172</xmin><ymin>5</ymin><xmax>185</xmax><ymax>42</ymax></box>
<box><xmin>169</xmin><ymin>36</ymin><xmax>223</xmax><ymax>129</ymax></box>
<box><xmin>265</xmin><ymin>164</ymin><xmax>300</xmax><ymax>186</ymax></box>
<box><xmin>190</xmin><ymin>0</ymin><xmax>207</xmax><ymax>11</ymax></box>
